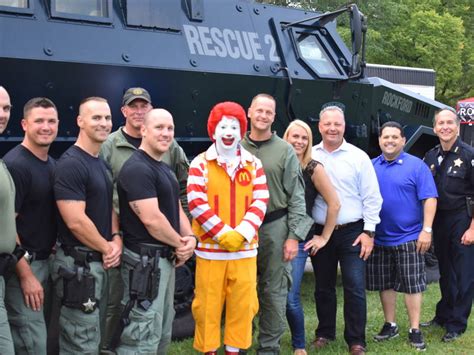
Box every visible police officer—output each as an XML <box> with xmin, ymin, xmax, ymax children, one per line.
<box><xmin>52</xmin><ymin>97</ymin><xmax>122</xmax><ymax>353</ymax></box>
<box><xmin>0</xmin><ymin>86</ymin><xmax>17</xmax><ymax>355</ymax></box>
<box><xmin>422</xmin><ymin>108</ymin><xmax>474</xmax><ymax>342</ymax></box>
<box><xmin>114</xmin><ymin>109</ymin><xmax>195</xmax><ymax>354</ymax></box>
<box><xmin>3</xmin><ymin>97</ymin><xmax>59</xmax><ymax>355</ymax></box>
<box><xmin>100</xmin><ymin>87</ymin><xmax>190</xmax><ymax>348</ymax></box>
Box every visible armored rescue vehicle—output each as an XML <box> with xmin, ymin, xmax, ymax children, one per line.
<box><xmin>0</xmin><ymin>0</ymin><xmax>447</xmax><ymax>160</ymax></box>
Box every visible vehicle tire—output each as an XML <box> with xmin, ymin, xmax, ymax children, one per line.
<box><xmin>172</xmin><ymin>256</ymin><xmax>195</xmax><ymax>340</ymax></box>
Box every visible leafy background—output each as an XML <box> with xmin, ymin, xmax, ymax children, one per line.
<box><xmin>257</xmin><ymin>0</ymin><xmax>474</xmax><ymax>107</ymax></box>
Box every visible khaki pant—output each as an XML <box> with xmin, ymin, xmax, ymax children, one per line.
<box><xmin>116</xmin><ymin>247</ymin><xmax>175</xmax><ymax>355</ymax></box>
<box><xmin>0</xmin><ymin>276</ymin><xmax>14</xmax><ymax>355</ymax></box>
<box><xmin>51</xmin><ymin>247</ymin><xmax>108</xmax><ymax>355</ymax></box>
<box><xmin>193</xmin><ymin>256</ymin><xmax>258</xmax><ymax>352</ymax></box>
<box><xmin>6</xmin><ymin>258</ymin><xmax>50</xmax><ymax>355</ymax></box>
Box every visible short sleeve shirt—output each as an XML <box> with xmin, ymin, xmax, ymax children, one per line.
<box><xmin>117</xmin><ymin>149</ymin><xmax>180</xmax><ymax>245</ymax></box>
<box><xmin>54</xmin><ymin>145</ymin><xmax>113</xmax><ymax>247</ymax></box>
<box><xmin>4</xmin><ymin>145</ymin><xmax>57</xmax><ymax>253</ymax></box>
<box><xmin>424</xmin><ymin>138</ymin><xmax>474</xmax><ymax>211</ymax></box>
<box><xmin>0</xmin><ymin>160</ymin><xmax>17</xmax><ymax>253</ymax></box>
<box><xmin>372</xmin><ymin>152</ymin><xmax>438</xmax><ymax>246</ymax></box>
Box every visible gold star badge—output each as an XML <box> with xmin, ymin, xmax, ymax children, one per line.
<box><xmin>83</xmin><ymin>298</ymin><xmax>96</xmax><ymax>313</ymax></box>
<box><xmin>453</xmin><ymin>158</ymin><xmax>463</xmax><ymax>167</ymax></box>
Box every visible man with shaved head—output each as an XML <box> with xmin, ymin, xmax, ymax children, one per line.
<box><xmin>100</xmin><ymin>88</ymin><xmax>190</xmax><ymax>348</ymax></box>
<box><xmin>0</xmin><ymin>86</ymin><xmax>17</xmax><ymax>354</ymax></box>
<box><xmin>114</xmin><ymin>109</ymin><xmax>195</xmax><ymax>354</ymax></box>
<box><xmin>52</xmin><ymin>97</ymin><xmax>121</xmax><ymax>353</ymax></box>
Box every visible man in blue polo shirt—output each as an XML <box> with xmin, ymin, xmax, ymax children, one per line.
<box><xmin>367</xmin><ymin>121</ymin><xmax>437</xmax><ymax>351</ymax></box>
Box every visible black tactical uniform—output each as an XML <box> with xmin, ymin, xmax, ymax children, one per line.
<box><xmin>424</xmin><ymin>137</ymin><xmax>474</xmax><ymax>334</ymax></box>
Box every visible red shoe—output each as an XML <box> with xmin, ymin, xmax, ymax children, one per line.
<box><xmin>225</xmin><ymin>351</ymin><xmax>239</xmax><ymax>355</ymax></box>
<box><xmin>204</xmin><ymin>352</ymin><xmax>217</xmax><ymax>355</ymax></box>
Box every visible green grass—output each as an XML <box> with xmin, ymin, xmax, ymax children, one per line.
<box><xmin>168</xmin><ymin>273</ymin><xmax>474</xmax><ymax>354</ymax></box>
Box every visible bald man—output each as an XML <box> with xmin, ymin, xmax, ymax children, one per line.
<box><xmin>114</xmin><ymin>109</ymin><xmax>195</xmax><ymax>354</ymax></box>
<box><xmin>0</xmin><ymin>86</ymin><xmax>17</xmax><ymax>354</ymax></box>
<box><xmin>51</xmin><ymin>97</ymin><xmax>121</xmax><ymax>354</ymax></box>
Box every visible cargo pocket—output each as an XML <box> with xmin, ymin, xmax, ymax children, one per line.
<box><xmin>60</xmin><ymin>307</ymin><xmax>100</xmax><ymax>353</ymax></box>
<box><xmin>9</xmin><ymin>316</ymin><xmax>37</xmax><ymax>353</ymax></box>
<box><xmin>119</xmin><ymin>308</ymin><xmax>157</xmax><ymax>348</ymax></box>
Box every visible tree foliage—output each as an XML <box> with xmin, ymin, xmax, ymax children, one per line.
<box><xmin>257</xmin><ymin>0</ymin><xmax>474</xmax><ymax>106</ymax></box>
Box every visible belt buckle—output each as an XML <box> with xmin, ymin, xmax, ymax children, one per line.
<box><xmin>334</xmin><ymin>222</ymin><xmax>351</xmax><ymax>230</ymax></box>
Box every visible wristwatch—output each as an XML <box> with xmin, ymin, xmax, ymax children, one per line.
<box><xmin>423</xmin><ymin>227</ymin><xmax>433</xmax><ymax>233</ymax></box>
<box><xmin>363</xmin><ymin>230</ymin><xmax>375</xmax><ymax>238</ymax></box>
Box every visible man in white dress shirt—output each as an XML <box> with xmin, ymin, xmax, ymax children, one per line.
<box><xmin>310</xmin><ymin>104</ymin><xmax>383</xmax><ymax>355</ymax></box>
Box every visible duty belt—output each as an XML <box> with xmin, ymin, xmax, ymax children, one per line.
<box><xmin>61</xmin><ymin>245</ymin><xmax>102</xmax><ymax>263</ymax></box>
<box><xmin>0</xmin><ymin>245</ymin><xmax>25</xmax><ymax>277</ymax></box>
<box><xmin>24</xmin><ymin>250</ymin><xmax>51</xmax><ymax>263</ymax></box>
<box><xmin>124</xmin><ymin>240</ymin><xmax>175</xmax><ymax>260</ymax></box>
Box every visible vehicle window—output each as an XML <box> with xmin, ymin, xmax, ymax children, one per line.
<box><xmin>297</xmin><ymin>35</ymin><xmax>339</xmax><ymax>76</ymax></box>
<box><xmin>124</xmin><ymin>0</ymin><xmax>179</xmax><ymax>31</ymax></box>
<box><xmin>54</xmin><ymin>0</ymin><xmax>108</xmax><ymax>17</ymax></box>
<box><xmin>0</xmin><ymin>0</ymin><xmax>28</xmax><ymax>8</ymax></box>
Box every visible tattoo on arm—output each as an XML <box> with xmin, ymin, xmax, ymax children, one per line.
<box><xmin>131</xmin><ymin>202</ymin><xmax>141</xmax><ymax>216</ymax></box>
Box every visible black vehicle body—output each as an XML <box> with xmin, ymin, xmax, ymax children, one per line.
<box><xmin>0</xmin><ymin>0</ymin><xmax>447</xmax><ymax>159</ymax></box>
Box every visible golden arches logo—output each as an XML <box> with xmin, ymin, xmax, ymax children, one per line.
<box><xmin>237</xmin><ymin>169</ymin><xmax>251</xmax><ymax>186</ymax></box>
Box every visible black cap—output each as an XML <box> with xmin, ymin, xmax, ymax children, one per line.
<box><xmin>122</xmin><ymin>87</ymin><xmax>151</xmax><ymax>106</ymax></box>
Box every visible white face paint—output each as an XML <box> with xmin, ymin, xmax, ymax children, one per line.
<box><xmin>213</xmin><ymin>116</ymin><xmax>241</xmax><ymax>156</ymax></box>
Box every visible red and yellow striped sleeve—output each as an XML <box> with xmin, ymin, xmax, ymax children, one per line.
<box><xmin>235</xmin><ymin>157</ymin><xmax>269</xmax><ymax>242</ymax></box>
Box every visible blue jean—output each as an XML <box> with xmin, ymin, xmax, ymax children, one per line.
<box><xmin>310</xmin><ymin>221</ymin><xmax>367</xmax><ymax>347</ymax></box>
<box><xmin>286</xmin><ymin>242</ymin><xmax>308</xmax><ymax>350</ymax></box>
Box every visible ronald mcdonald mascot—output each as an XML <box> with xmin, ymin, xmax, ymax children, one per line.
<box><xmin>187</xmin><ymin>102</ymin><xmax>269</xmax><ymax>354</ymax></box>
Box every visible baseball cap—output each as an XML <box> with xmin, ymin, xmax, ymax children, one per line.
<box><xmin>122</xmin><ymin>87</ymin><xmax>151</xmax><ymax>106</ymax></box>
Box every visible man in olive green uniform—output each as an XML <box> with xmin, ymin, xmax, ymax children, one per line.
<box><xmin>241</xmin><ymin>94</ymin><xmax>311</xmax><ymax>354</ymax></box>
<box><xmin>100</xmin><ymin>87</ymin><xmax>190</xmax><ymax>348</ymax></box>
<box><xmin>0</xmin><ymin>86</ymin><xmax>18</xmax><ymax>355</ymax></box>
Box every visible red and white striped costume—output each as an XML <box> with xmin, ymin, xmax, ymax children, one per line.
<box><xmin>187</xmin><ymin>144</ymin><xmax>269</xmax><ymax>260</ymax></box>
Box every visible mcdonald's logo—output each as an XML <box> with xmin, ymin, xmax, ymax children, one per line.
<box><xmin>236</xmin><ymin>168</ymin><xmax>251</xmax><ymax>186</ymax></box>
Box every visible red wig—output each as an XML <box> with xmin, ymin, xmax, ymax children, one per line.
<box><xmin>207</xmin><ymin>101</ymin><xmax>247</xmax><ymax>141</ymax></box>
